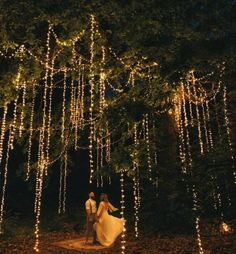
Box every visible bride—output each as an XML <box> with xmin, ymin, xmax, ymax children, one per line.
<box><xmin>93</xmin><ymin>193</ymin><xmax>125</xmax><ymax>247</ymax></box>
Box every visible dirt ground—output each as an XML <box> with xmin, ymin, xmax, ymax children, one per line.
<box><xmin>0</xmin><ymin>230</ymin><xmax>235</xmax><ymax>254</ymax></box>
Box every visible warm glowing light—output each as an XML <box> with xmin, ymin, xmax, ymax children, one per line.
<box><xmin>120</xmin><ymin>169</ymin><xmax>126</xmax><ymax>254</ymax></box>
<box><xmin>0</xmin><ymin>103</ymin><xmax>8</xmax><ymax>165</ymax></box>
<box><xmin>89</xmin><ymin>14</ymin><xmax>96</xmax><ymax>183</ymax></box>
<box><xmin>19</xmin><ymin>81</ymin><xmax>26</xmax><ymax>137</ymax></box>
<box><xmin>26</xmin><ymin>84</ymin><xmax>36</xmax><ymax>180</ymax></box>
<box><xmin>220</xmin><ymin>222</ymin><xmax>232</xmax><ymax>233</ymax></box>
<box><xmin>0</xmin><ymin>94</ymin><xmax>19</xmax><ymax>233</ymax></box>
<box><xmin>133</xmin><ymin>123</ymin><xmax>140</xmax><ymax>238</ymax></box>
<box><xmin>193</xmin><ymin>86</ymin><xmax>204</xmax><ymax>154</ymax></box>
<box><xmin>181</xmin><ymin>83</ymin><xmax>192</xmax><ymax>169</ymax></box>
<box><xmin>61</xmin><ymin>69</ymin><xmax>67</xmax><ymax>141</ymax></box>
<box><xmin>144</xmin><ymin>114</ymin><xmax>152</xmax><ymax>181</ymax></box>
<box><xmin>192</xmin><ymin>187</ymin><xmax>205</xmax><ymax>254</ymax></box>
<box><xmin>223</xmin><ymin>86</ymin><xmax>236</xmax><ymax>182</ymax></box>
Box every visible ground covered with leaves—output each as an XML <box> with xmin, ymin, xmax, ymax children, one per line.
<box><xmin>0</xmin><ymin>226</ymin><xmax>235</xmax><ymax>254</ymax></box>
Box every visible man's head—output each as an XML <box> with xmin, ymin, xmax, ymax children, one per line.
<box><xmin>89</xmin><ymin>192</ymin><xmax>95</xmax><ymax>199</ymax></box>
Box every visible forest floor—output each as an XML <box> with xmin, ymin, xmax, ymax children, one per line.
<box><xmin>0</xmin><ymin>229</ymin><xmax>236</xmax><ymax>254</ymax></box>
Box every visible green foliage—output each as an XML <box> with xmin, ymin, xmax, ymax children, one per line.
<box><xmin>0</xmin><ymin>0</ymin><xmax>235</xmax><ymax>234</ymax></box>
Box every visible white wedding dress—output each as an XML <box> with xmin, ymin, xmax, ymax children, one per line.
<box><xmin>94</xmin><ymin>201</ymin><xmax>125</xmax><ymax>247</ymax></box>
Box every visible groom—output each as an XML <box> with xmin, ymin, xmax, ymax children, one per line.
<box><xmin>84</xmin><ymin>192</ymin><xmax>98</xmax><ymax>244</ymax></box>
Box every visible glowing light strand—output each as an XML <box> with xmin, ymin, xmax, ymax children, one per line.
<box><xmin>34</xmin><ymin>155</ymin><xmax>45</xmax><ymax>252</ymax></box>
<box><xmin>213</xmin><ymin>96</ymin><xmax>222</xmax><ymax>141</ymax></box>
<box><xmin>63</xmin><ymin>146</ymin><xmax>68</xmax><ymax>213</ymax></box>
<box><xmin>144</xmin><ymin>114</ymin><xmax>152</xmax><ymax>181</ymax></box>
<box><xmin>70</xmin><ymin>80</ymin><xmax>75</xmax><ymax>125</ymax></box>
<box><xmin>201</xmin><ymin>97</ymin><xmax>210</xmax><ymax>152</ymax></box>
<box><xmin>193</xmin><ymin>86</ymin><xmax>204</xmax><ymax>154</ymax></box>
<box><xmin>186</xmin><ymin>82</ymin><xmax>194</xmax><ymax>126</ymax></box>
<box><xmin>181</xmin><ymin>83</ymin><xmax>193</xmax><ymax>169</ymax></box>
<box><xmin>223</xmin><ymin>86</ymin><xmax>236</xmax><ymax>182</ymax></box>
<box><xmin>26</xmin><ymin>84</ymin><xmax>36</xmax><ymax>180</ymax></box>
<box><xmin>46</xmin><ymin>58</ymin><xmax>55</xmax><ymax>167</ymax></box>
<box><xmin>100</xmin><ymin>136</ymin><xmax>104</xmax><ymax>169</ymax></box>
<box><xmin>61</xmin><ymin>69</ymin><xmax>67</xmax><ymax>141</ymax></box>
<box><xmin>205</xmin><ymin>100</ymin><xmax>214</xmax><ymax>149</ymax></box>
<box><xmin>105</xmin><ymin>129</ymin><xmax>111</xmax><ymax>162</ymax></box>
<box><xmin>96</xmin><ymin>137</ymin><xmax>100</xmax><ymax>187</ymax></box>
<box><xmin>74</xmin><ymin>79</ymin><xmax>80</xmax><ymax>150</ymax></box>
<box><xmin>34</xmin><ymin>129</ymin><xmax>43</xmax><ymax>214</ymax></box>
<box><xmin>19</xmin><ymin>81</ymin><xmax>26</xmax><ymax>137</ymax></box>
<box><xmin>0</xmin><ymin>95</ymin><xmax>18</xmax><ymax>233</ymax></box>
<box><xmin>0</xmin><ymin>103</ymin><xmax>8</xmax><ymax>166</ymax></box>
<box><xmin>177</xmin><ymin>96</ymin><xmax>187</xmax><ymax>174</ymax></box>
<box><xmin>99</xmin><ymin>46</ymin><xmax>106</xmax><ymax>114</ymax></box>
<box><xmin>133</xmin><ymin>123</ymin><xmax>140</xmax><ymax>237</ymax></box>
<box><xmin>120</xmin><ymin>169</ymin><xmax>126</xmax><ymax>254</ymax></box>
<box><xmin>58</xmin><ymin>155</ymin><xmax>63</xmax><ymax>214</ymax></box>
<box><xmin>89</xmin><ymin>15</ymin><xmax>95</xmax><ymax>183</ymax></box>
<box><xmin>192</xmin><ymin>187</ymin><xmax>205</xmax><ymax>254</ymax></box>
<box><xmin>79</xmin><ymin>68</ymin><xmax>85</xmax><ymax>129</ymax></box>
<box><xmin>34</xmin><ymin>24</ymin><xmax>52</xmax><ymax>252</ymax></box>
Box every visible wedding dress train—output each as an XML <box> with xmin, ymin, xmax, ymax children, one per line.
<box><xmin>94</xmin><ymin>201</ymin><xmax>125</xmax><ymax>247</ymax></box>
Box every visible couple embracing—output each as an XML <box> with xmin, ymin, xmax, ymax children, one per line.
<box><xmin>85</xmin><ymin>192</ymin><xmax>125</xmax><ymax>247</ymax></box>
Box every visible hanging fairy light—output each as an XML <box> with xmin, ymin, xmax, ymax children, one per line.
<box><xmin>192</xmin><ymin>186</ymin><xmax>205</xmax><ymax>254</ymax></box>
<box><xmin>96</xmin><ymin>137</ymin><xmax>100</xmax><ymax>187</ymax></box>
<box><xmin>19</xmin><ymin>81</ymin><xmax>26</xmax><ymax>137</ymax></box>
<box><xmin>176</xmin><ymin>96</ymin><xmax>187</xmax><ymax>174</ymax></box>
<box><xmin>120</xmin><ymin>169</ymin><xmax>126</xmax><ymax>254</ymax></box>
<box><xmin>210</xmin><ymin>175</ymin><xmax>218</xmax><ymax>211</ymax></box>
<box><xmin>223</xmin><ymin>86</ymin><xmax>236</xmax><ymax>182</ymax></box>
<box><xmin>193</xmin><ymin>86</ymin><xmax>204</xmax><ymax>154</ymax></box>
<box><xmin>195</xmin><ymin>216</ymin><xmax>205</xmax><ymax>254</ymax></box>
<box><xmin>41</xmin><ymin>22</ymin><xmax>52</xmax><ymax>148</ymax></box>
<box><xmin>200</xmin><ymin>96</ymin><xmax>209</xmax><ymax>152</ymax></box>
<box><xmin>74</xmin><ymin>80</ymin><xmax>79</xmax><ymax>150</ymax></box>
<box><xmin>34</xmin><ymin>157</ymin><xmax>46</xmax><ymax>252</ymax></box>
<box><xmin>152</xmin><ymin>120</ymin><xmax>159</xmax><ymax>188</ymax></box>
<box><xmin>152</xmin><ymin>120</ymin><xmax>158</xmax><ymax>166</ymax></box>
<box><xmin>144</xmin><ymin>114</ymin><xmax>152</xmax><ymax>181</ymax></box>
<box><xmin>205</xmin><ymin>100</ymin><xmax>214</xmax><ymax>150</ymax></box>
<box><xmin>181</xmin><ymin>83</ymin><xmax>193</xmax><ymax>169</ymax></box>
<box><xmin>58</xmin><ymin>154</ymin><xmax>63</xmax><ymax>214</ymax></box>
<box><xmin>213</xmin><ymin>96</ymin><xmax>222</xmax><ymax>141</ymax></box>
<box><xmin>100</xmin><ymin>136</ymin><xmax>104</xmax><ymax>169</ymax></box>
<box><xmin>105</xmin><ymin>130</ymin><xmax>111</xmax><ymax>162</ymax></box>
<box><xmin>34</xmin><ymin>129</ymin><xmax>43</xmax><ymax>214</ymax></box>
<box><xmin>34</xmin><ymin>24</ymin><xmax>52</xmax><ymax>252</ymax></box>
<box><xmin>216</xmin><ymin>182</ymin><xmax>224</xmax><ymax>219</ymax></box>
<box><xmin>70</xmin><ymin>79</ymin><xmax>75</xmax><ymax>124</ymax></box>
<box><xmin>26</xmin><ymin>84</ymin><xmax>36</xmax><ymax>180</ymax></box>
<box><xmin>133</xmin><ymin>171</ymin><xmax>139</xmax><ymax>238</ymax></box>
<box><xmin>133</xmin><ymin>123</ymin><xmax>140</xmax><ymax>237</ymax></box>
<box><xmin>186</xmin><ymin>81</ymin><xmax>194</xmax><ymax>126</ymax></box>
<box><xmin>72</xmin><ymin>42</ymin><xmax>79</xmax><ymax>148</ymax></box>
<box><xmin>99</xmin><ymin>46</ymin><xmax>106</xmax><ymax>114</ymax></box>
<box><xmin>61</xmin><ymin>69</ymin><xmax>67</xmax><ymax>141</ymax></box>
<box><xmin>46</xmin><ymin>58</ymin><xmax>55</xmax><ymax>167</ymax></box>
<box><xmin>0</xmin><ymin>127</ymin><xmax>14</xmax><ymax>232</ymax></box>
<box><xmin>0</xmin><ymin>103</ymin><xmax>8</xmax><ymax>165</ymax></box>
<box><xmin>88</xmin><ymin>14</ymin><xmax>96</xmax><ymax>183</ymax></box>
<box><xmin>63</xmin><ymin>147</ymin><xmax>68</xmax><ymax>213</ymax></box>
<box><xmin>0</xmin><ymin>93</ymin><xmax>19</xmax><ymax>232</ymax></box>
<box><xmin>79</xmin><ymin>66</ymin><xmax>85</xmax><ymax>129</ymax></box>
<box><xmin>142</xmin><ymin>117</ymin><xmax>146</xmax><ymax>141</ymax></box>
<box><xmin>100</xmin><ymin>175</ymin><xmax>104</xmax><ymax>187</ymax></box>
